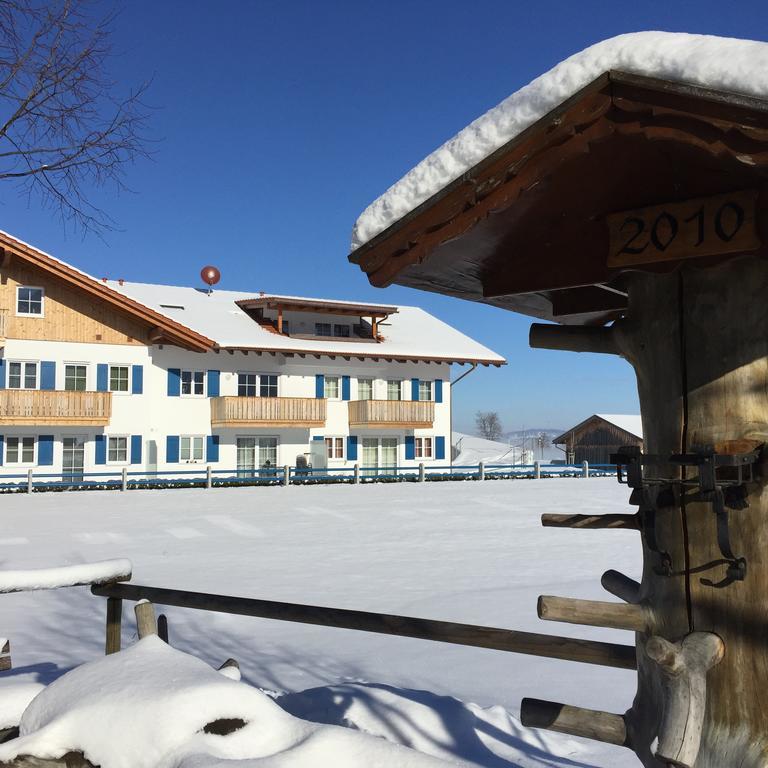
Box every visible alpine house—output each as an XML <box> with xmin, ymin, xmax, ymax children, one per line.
<box><xmin>0</xmin><ymin>231</ymin><xmax>504</xmax><ymax>479</ymax></box>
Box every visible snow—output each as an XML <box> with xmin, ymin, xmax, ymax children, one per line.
<box><xmin>0</xmin><ymin>558</ymin><xmax>132</xmax><ymax>593</ymax></box>
<box><xmin>452</xmin><ymin>432</ymin><xmax>519</xmax><ymax>465</ymax></box>
<box><xmin>595</xmin><ymin>415</ymin><xmax>643</xmax><ymax>440</ymax></box>
<box><xmin>2</xmin><ymin>636</ymin><xmax>456</xmax><ymax>768</ymax></box>
<box><xmin>351</xmin><ymin>32</ymin><xmax>768</xmax><ymax>249</ymax></box>
<box><xmin>106</xmin><ymin>280</ymin><xmax>504</xmax><ymax>364</ymax></box>
<box><xmin>0</xmin><ymin>680</ymin><xmax>44</xmax><ymax>729</ymax></box>
<box><xmin>0</xmin><ymin>481</ymin><xmax>641</xmax><ymax>767</ymax></box>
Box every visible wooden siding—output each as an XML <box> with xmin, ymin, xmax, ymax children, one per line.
<box><xmin>0</xmin><ymin>390</ymin><xmax>112</xmax><ymax>425</ymax></box>
<box><xmin>348</xmin><ymin>399</ymin><xmax>434</xmax><ymax>428</ymax></box>
<box><xmin>554</xmin><ymin>418</ymin><xmax>642</xmax><ymax>465</ymax></box>
<box><xmin>210</xmin><ymin>396</ymin><xmax>326</xmax><ymax>427</ymax></box>
<box><xmin>0</xmin><ymin>257</ymin><xmax>151</xmax><ymax>345</ymax></box>
<box><xmin>0</xmin><ymin>308</ymin><xmax>7</xmax><ymax>339</ymax></box>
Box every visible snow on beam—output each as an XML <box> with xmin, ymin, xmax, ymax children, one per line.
<box><xmin>0</xmin><ymin>559</ymin><xmax>132</xmax><ymax>593</ymax></box>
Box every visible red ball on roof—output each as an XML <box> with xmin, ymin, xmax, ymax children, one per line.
<box><xmin>200</xmin><ymin>265</ymin><xmax>221</xmax><ymax>287</ymax></box>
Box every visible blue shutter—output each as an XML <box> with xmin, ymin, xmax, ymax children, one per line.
<box><xmin>95</xmin><ymin>435</ymin><xmax>106</xmax><ymax>465</ymax></box>
<box><xmin>207</xmin><ymin>435</ymin><xmax>219</xmax><ymax>463</ymax></box>
<box><xmin>0</xmin><ymin>359</ymin><xmax>6</xmax><ymax>389</ymax></box>
<box><xmin>207</xmin><ymin>370</ymin><xmax>220</xmax><ymax>397</ymax></box>
<box><xmin>405</xmin><ymin>435</ymin><xmax>415</xmax><ymax>460</ymax></box>
<box><xmin>347</xmin><ymin>435</ymin><xmax>358</xmax><ymax>461</ymax></box>
<box><xmin>167</xmin><ymin>369</ymin><xmax>181</xmax><ymax>397</ymax></box>
<box><xmin>411</xmin><ymin>378</ymin><xmax>419</xmax><ymax>401</ymax></box>
<box><xmin>130</xmin><ymin>435</ymin><xmax>142</xmax><ymax>464</ymax></box>
<box><xmin>40</xmin><ymin>361</ymin><xmax>56</xmax><ymax>391</ymax></box>
<box><xmin>96</xmin><ymin>364</ymin><xmax>108</xmax><ymax>392</ymax></box>
<box><xmin>131</xmin><ymin>365</ymin><xmax>144</xmax><ymax>394</ymax></box>
<box><xmin>342</xmin><ymin>375</ymin><xmax>350</xmax><ymax>401</ymax></box>
<box><xmin>38</xmin><ymin>435</ymin><xmax>54</xmax><ymax>466</ymax></box>
<box><xmin>166</xmin><ymin>435</ymin><xmax>180</xmax><ymax>463</ymax></box>
<box><xmin>435</xmin><ymin>436</ymin><xmax>446</xmax><ymax>460</ymax></box>
<box><xmin>315</xmin><ymin>374</ymin><xmax>324</xmax><ymax>398</ymax></box>
<box><xmin>434</xmin><ymin>379</ymin><xmax>443</xmax><ymax>403</ymax></box>
<box><xmin>312</xmin><ymin>435</ymin><xmax>324</xmax><ymax>441</ymax></box>
<box><xmin>0</xmin><ymin>435</ymin><xmax>4</xmax><ymax>465</ymax></box>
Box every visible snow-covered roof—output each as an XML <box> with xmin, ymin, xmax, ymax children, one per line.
<box><xmin>595</xmin><ymin>414</ymin><xmax>643</xmax><ymax>439</ymax></box>
<box><xmin>107</xmin><ymin>280</ymin><xmax>505</xmax><ymax>364</ymax></box>
<box><xmin>351</xmin><ymin>32</ymin><xmax>768</xmax><ymax>250</ymax></box>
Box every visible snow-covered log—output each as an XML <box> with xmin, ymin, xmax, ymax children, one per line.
<box><xmin>0</xmin><ymin>560</ymin><xmax>132</xmax><ymax>594</ymax></box>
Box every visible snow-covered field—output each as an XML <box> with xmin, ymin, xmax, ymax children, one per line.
<box><xmin>1</xmin><ymin>479</ymin><xmax>642</xmax><ymax>767</ymax></box>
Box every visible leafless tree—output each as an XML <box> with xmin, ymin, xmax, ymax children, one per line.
<box><xmin>0</xmin><ymin>0</ymin><xmax>151</xmax><ymax>233</ymax></box>
<box><xmin>475</xmin><ymin>410</ymin><xmax>502</xmax><ymax>441</ymax></box>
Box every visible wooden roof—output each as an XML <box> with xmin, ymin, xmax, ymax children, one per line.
<box><xmin>0</xmin><ymin>232</ymin><xmax>215</xmax><ymax>352</ymax></box>
<box><xmin>349</xmin><ymin>71</ymin><xmax>768</xmax><ymax>325</ymax></box>
<box><xmin>552</xmin><ymin>414</ymin><xmax>643</xmax><ymax>445</ymax></box>
<box><xmin>236</xmin><ymin>296</ymin><xmax>397</xmax><ymax>318</ymax></box>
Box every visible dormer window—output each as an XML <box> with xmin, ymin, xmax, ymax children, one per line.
<box><xmin>16</xmin><ymin>286</ymin><xmax>44</xmax><ymax>317</ymax></box>
<box><xmin>315</xmin><ymin>322</ymin><xmax>332</xmax><ymax>336</ymax></box>
<box><xmin>333</xmin><ymin>324</ymin><xmax>350</xmax><ymax>337</ymax></box>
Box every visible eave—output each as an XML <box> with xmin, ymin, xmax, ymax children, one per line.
<box><xmin>349</xmin><ymin>71</ymin><xmax>768</xmax><ymax>325</ymax></box>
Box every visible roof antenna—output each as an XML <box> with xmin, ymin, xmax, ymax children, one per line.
<box><xmin>200</xmin><ymin>265</ymin><xmax>221</xmax><ymax>295</ymax></box>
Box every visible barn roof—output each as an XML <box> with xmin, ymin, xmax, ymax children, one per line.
<box><xmin>553</xmin><ymin>414</ymin><xmax>643</xmax><ymax>444</ymax></box>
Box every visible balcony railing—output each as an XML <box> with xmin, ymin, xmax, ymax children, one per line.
<box><xmin>348</xmin><ymin>399</ymin><xmax>434</xmax><ymax>428</ymax></box>
<box><xmin>210</xmin><ymin>396</ymin><xmax>326</xmax><ymax>427</ymax></box>
<box><xmin>0</xmin><ymin>390</ymin><xmax>112</xmax><ymax>425</ymax></box>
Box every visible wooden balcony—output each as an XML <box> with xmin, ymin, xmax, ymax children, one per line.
<box><xmin>0</xmin><ymin>389</ymin><xmax>112</xmax><ymax>425</ymax></box>
<box><xmin>348</xmin><ymin>399</ymin><xmax>434</xmax><ymax>428</ymax></box>
<box><xmin>210</xmin><ymin>396</ymin><xmax>326</xmax><ymax>427</ymax></box>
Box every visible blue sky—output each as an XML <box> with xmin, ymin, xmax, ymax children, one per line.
<box><xmin>3</xmin><ymin>0</ymin><xmax>764</xmax><ymax>433</ymax></box>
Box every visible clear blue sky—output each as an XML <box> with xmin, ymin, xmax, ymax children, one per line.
<box><xmin>3</xmin><ymin>0</ymin><xmax>764</xmax><ymax>433</ymax></box>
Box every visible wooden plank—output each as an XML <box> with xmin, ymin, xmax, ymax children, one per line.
<box><xmin>348</xmin><ymin>399</ymin><xmax>435</xmax><ymax>427</ymax></box>
<box><xmin>607</xmin><ymin>190</ymin><xmax>760</xmax><ymax>268</ymax></box>
<box><xmin>0</xmin><ymin>390</ymin><xmax>111</xmax><ymax>425</ymax></box>
<box><xmin>521</xmin><ymin>698</ymin><xmax>627</xmax><ymax>746</ymax></box>
<box><xmin>105</xmin><ymin>597</ymin><xmax>122</xmax><ymax>655</ymax></box>
<box><xmin>92</xmin><ymin>582</ymin><xmax>637</xmax><ymax>670</ymax></box>
<box><xmin>210</xmin><ymin>396</ymin><xmax>327</xmax><ymax>427</ymax></box>
<box><xmin>538</xmin><ymin>595</ymin><xmax>650</xmax><ymax>632</ymax></box>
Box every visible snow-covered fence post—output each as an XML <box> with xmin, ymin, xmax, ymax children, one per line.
<box><xmin>478</xmin><ymin>461</ymin><xmax>485</xmax><ymax>481</ymax></box>
<box><xmin>206</xmin><ymin>465</ymin><xmax>212</xmax><ymax>489</ymax></box>
<box><xmin>354</xmin><ymin>463</ymin><xmax>360</xmax><ymax>484</ymax></box>
<box><xmin>582</xmin><ymin>460</ymin><xmax>589</xmax><ymax>479</ymax></box>
<box><xmin>158</xmin><ymin>613</ymin><xmax>169</xmax><ymax>644</ymax></box>
<box><xmin>283</xmin><ymin>465</ymin><xmax>290</xmax><ymax>487</ymax></box>
<box><xmin>419</xmin><ymin>462</ymin><xmax>425</xmax><ymax>482</ymax></box>
<box><xmin>121</xmin><ymin>467</ymin><xmax>128</xmax><ymax>492</ymax></box>
<box><xmin>135</xmin><ymin>600</ymin><xmax>157</xmax><ymax>639</ymax></box>
<box><xmin>534</xmin><ymin>460</ymin><xmax>541</xmax><ymax>479</ymax></box>
<box><xmin>26</xmin><ymin>469</ymin><xmax>33</xmax><ymax>494</ymax></box>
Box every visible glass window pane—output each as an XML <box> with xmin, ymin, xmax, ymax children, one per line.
<box><xmin>325</xmin><ymin>437</ymin><xmax>333</xmax><ymax>458</ymax></box>
<box><xmin>335</xmin><ymin>438</ymin><xmax>344</xmax><ymax>458</ymax></box>
<box><xmin>193</xmin><ymin>372</ymin><xmax>205</xmax><ymax>395</ymax></box>
<box><xmin>419</xmin><ymin>381</ymin><xmax>432</xmax><ymax>401</ymax></box>
<box><xmin>110</xmin><ymin>366</ymin><xmax>128</xmax><ymax>392</ymax></box>
<box><xmin>65</xmin><ymin>365</ymin><xmax>87</xmax><ymax>391</ymax></box>
<box><xmin>324</xmin><ymin>376</ymin><xmax>339</xmax><ymax>398</ymax></box>
<box><xmin>21</xmin><ymin>437</ymin><xmax>34</xmax><ymax>463</ymax></box>
<box><xmin>6</xmin><ymin>438</ymin><xmax>18</xmax><ymax>463</ymax></box>
<box><xmin>315</xmin><ymin>323</ymin><xmax>331</xmax><ymax>336</ymax></box>
<box><xmin>387</xmin><ymin>380</ymin><xmax>401</xmax><ymax>401</ymax></box>
<box><xmin>193</xmin><ymin>437</ymin><xmax>203</xmax><ymax>459</ymax></box>
<box><xmin>108</xmin><ymin>437</ymin><xmax>127</xmax><ymax>462</ymax></box>
<box><xmin>238</xmin><ymin>373</ymin><xmax>257</xmax><ymax>397</ymax></box>
<box><xmin>333</xmin><ymin>324</ymin><xmax>350</xmax><ymax>337</ymax></box>
<box><xmin>357</xmin><ymin>378</ymin><xmax>372</xmax><ymax>400</ymax></box>
<box><xmin>24</xmin><ymin>362</ymin><xmax>37</xmax><ymax>389</ymax></box>
<box><xmin>8</xmin><ymin>362</ymin><xmax>21</xmax><ymax>389</ymax></box>
<box><xmin>260</xmin><ymin>374</ymin><xmax>277</xmax><ymax>397</ymax></box>
<box><xmin>17</xmin><ymin>287</ymin><xmax>43</xmax><ymax>315</ymax></box>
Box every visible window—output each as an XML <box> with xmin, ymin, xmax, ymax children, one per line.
<box><xmin>107</xmin><ymin>436</ymin><xmax>128</xmax><ymax>463</ymax></box>
<box><xmin>315</xmin><ymin>322</ymin><xmax>332</xmax><ymax>336</ymax></box>
<box><xmin>282</xmin><ymin>320</ymin><xmax>290</xmax><ymax>335</ymax></box>
<box><xmin>8</xmin><ymin>361</ymin><xmax>37</xmax><ymax>389</ymax></box>
<box><xmin>324</xmin><ymin>375</ymin><xmax>340</xmax><ymax>399</ymax></box>
<box><xmin>16</xmin><ymin>287</ymin><xmax>43</xmax><ymax>316</ymax></box>
<box><xmin>6</xmin><ymin>436</ymin><xmax>35</xmax><ymax>464</ymax></box>
<box><xmin>415</xmin><ymin>437</ymin><xmax>433</xmax><ymax>459</ymax></box>
<box><xmin>109</xmin><ymin>365</ymin><xmax>129</xmax><ymax>393</ymax></box>
<box><xmin>180</xmin><ymin>436</ymin><xmax>204</xmax><ymax>462</ymax></box>
<box><xmin>333</xmin><ymin>324</ymin><xmax>350</xmax><ymax>337</ymax></box>
<box><xmin>238</xmin><ymin>373</ymin><xmax>278</xmax><ymax>397</ymax></box>
<box><xmin>65</xmin><ymin>364</ymin><xmax>87</xmax><ymax>392</ymax></box>
<box><xmin>325</xmin><ymin>437</ymin><xmax>344</xmax><ymax>459</ymax></box>
<box><xmin>418</xmin><ymin>380</ymin><xmax>433</xmax><ymax>401</ymax></box>
<box><xmin>238</xmin><ymin>373</ymin><xmax>258</xmax><ymax>397</ymax></box>
<box><xmin>386</xmin><ymin>380</ymin><xmax>401</xmax><ymax>401</ymax></box>
<box><xmin>357</xmin><ymin>378</ymin><xmax>373</xmax><ymax>400</ymax></box>
<box><xmin>260</xmin><ymin>374</ymin><xmax>278</xmax><ymax>397</ymax></box>
<box><xmin>181</xmin><ymin>370</ymin><xmax>205</xmax><ymax>396</ymax></box>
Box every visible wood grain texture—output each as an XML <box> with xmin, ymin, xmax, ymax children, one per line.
<box><xmin>538</xmin><ymin>595</ymin><xmax>650</xmax><ymax>632</ymax></box>
<box><xmin>521</xmin><ymin>698</ymin><xmax>628</xmax><ymax>746</ymax></box>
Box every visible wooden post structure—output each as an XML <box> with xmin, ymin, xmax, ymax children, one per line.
<box><xmin>105</xmin><ymin>597</ymin><xmax>122</xmax><ymax>654</ymax></box>
<box><xmin>346</xmin><ymin>66</ymin><xmax>768</xmax><ymax>767</ymax></box>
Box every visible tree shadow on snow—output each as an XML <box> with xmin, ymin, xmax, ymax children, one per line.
<box><xmin>276</xmin><ymin>682</ymin><xmax>599</xmax><ymax>768</ymax></box>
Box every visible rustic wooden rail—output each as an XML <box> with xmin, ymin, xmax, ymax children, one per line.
<box><xmin>0</xmin><ymin>389</ymin><xmax>111</xmax><ymax>425</ymax></box>
<box><xmin>210</xmin><ymin>396</ymin><xmax>326</xmax><ymax>427</ymax></box>
<box><xmin>348</xmin><ymin>399</ymin><xmax>434</xmax><ymax>427</ymax></box>
<box><xmin>92</xmin><ymin>581</ymin><xmax>637</xmax><ymax>669</ymax></box>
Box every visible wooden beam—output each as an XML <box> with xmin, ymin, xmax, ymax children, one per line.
<box><xmin>529</xmin><ymin>323</ymin><xmax>620</xmax><ymax>355</ymax></box>
<box><xmin>601</xmin><ymin>570</ymin><xmax>642</xmax><ymax>603</ymax></box>
<box><xmin>538</xmin><ymin>595</ymin><xmax>650</xmax><ymax>632</ymax></box>
<box><xmin>521</xmin><ymin>698</ymin><xmax>628</xmax><ymax>746</ymax></box>
<box><xmin>550</xmin><ymin>286</ymin><xmax>628</xmax><ymax>317</ymax></box>
<box><xmin>541</xmin><ymin>513</ymin><xmax>639</xmax><ymax>530</ymax></box>
<box><xmin>93</xmin><ymin>582</ymin><xmax>637</xmax><ymax>670</ymax></box>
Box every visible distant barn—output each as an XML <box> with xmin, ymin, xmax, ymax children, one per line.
<box><xmin>552</xmin><ymin>414</ymin><xmax>642</xmax><ymax>465</ymax></box>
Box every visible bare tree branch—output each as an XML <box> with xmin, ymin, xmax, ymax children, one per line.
<box><xmin>0</xmin><ymin>0</ymin><xmax>153</xmax><ymax>234</ymax></box>
<box><xmin>475</xmin><ymin>411</ymin><xmax>503</xmax><ymax>441</ymax></box>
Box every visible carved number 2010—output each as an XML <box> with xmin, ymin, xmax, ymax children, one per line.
<box><xmin>617</xmin><ymin>201</ymin><xmax>745</xmax><ymax>256</ymax></box>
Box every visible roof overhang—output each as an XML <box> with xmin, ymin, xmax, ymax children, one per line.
<box><xmin>0</xmin><ymin>232</ymin><xmax>215</xmax><ymax>352</ymax></box>
<box><xmin>349</xmin><ymin>71</ymin><xmax>768</xmax><ymax>325</ymax></box>
<box><xmin>237</xmin><ymin>297</ymin><xmax>398</xmax><ymax>318</ymax></box>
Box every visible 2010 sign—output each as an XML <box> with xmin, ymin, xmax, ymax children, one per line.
<box><xmin>607</xmin><ymin>190</ymin><xmax>760</xmax><ymax>268</ymax></box>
